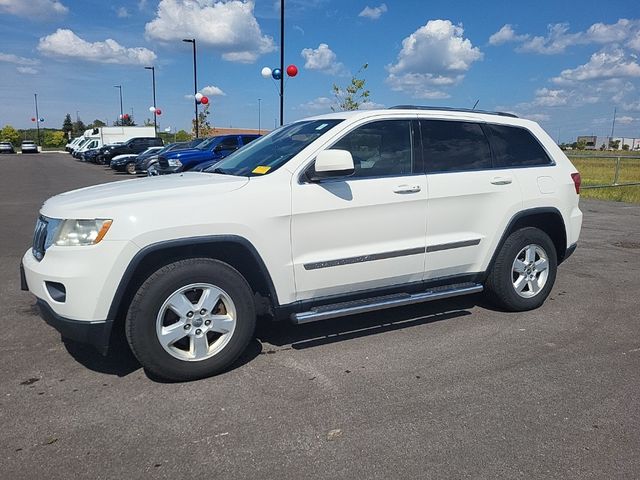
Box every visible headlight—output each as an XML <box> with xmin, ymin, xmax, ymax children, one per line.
<box><xmin>51</xmin><ymin>219</ymin><xmax>113</xmax><ymax>246</ymax></box>
<box><xmin>167</xmin><ymin>158</ymin><xmax>182</xmax><ymax>167</ymax></box>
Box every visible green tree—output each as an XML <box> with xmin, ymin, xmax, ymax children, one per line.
<box><xmin>1</xmin><ymin>125</ymin><xmax>20</xmax><ymax>145</ymax></box>
<box><xmin>608</xmin><ymin>139</ymin><xmax>620</xmax><ymax>150</ymax></box>
<box><xmin>44</xmin><ymin>130</ymin><xmax>67</xmax><ymax>148</ymax></box>
<box><xmin>622</xmin><ymin>144</ymin><xmax>630</xmax><ymax>151</ymax></box>
<box><xmin>115</xmin><ymin>115</ymin><xmax>136</xmax><ymax>127</ymax></box>
<box><xmin>89</xmin><ymin>119</ymin><xmax>106</xmax><ymax>128</ymax></box>
<box><xmin>62</xmin><ymin>114</ymin><xmax>73</xmax><ymax>139</ymax></box>
<box><xmin>331</xmin><ymin>63</ymin><xmax>371</xmax><ymax>111</ymax></box>
<box><xmin>193</xmin><ymin>105</ymin><xmax>212</xmax><ymax>137</ymax></box>
<box><xmin>576</xmin><ymin>140</ymin><xmax>587</xmax><ymax>150</ymax></box>
<box><xmin>72</xmin><ymin>119</ymin><xmax>86</xmax><ymax>137</ymax></box>
<box><xmin>175</xmin><ymin>129</ymin><xmax>191</xmax><ymax>141</ymax></box>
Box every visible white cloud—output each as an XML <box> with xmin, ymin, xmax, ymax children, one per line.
<box><xmin>497</xmin><ymin>19</ymin><xmax>640</xmax><ymax>55</ymax></box>
<box><xmin>617</xmin><ymin>115</ymin><xmax>635</xmax><ymax>124</ymax></box>
<box><xmin>358</xmin><ymin>4</ymin><xmax>387</xmax><ymax>20</ymax></box>
<box><xmin>301</xmin><ymin>43</ymin><xmax>345</xmax><ymax>74</ymax></box>
<box><xmin>17</xmin><ymin>66</ymin><xmax>39</xmax><ymax>74</ymax></box>
<box><xmin>0</xmin><ymin>52</ymin><xmax>40</xmax><ymax>66</ymax></box>
<box><xmin>360</xmin><ymin>101</ymin><xmax>386</xmax><ymax>110</ymax></box>
<box><xmin>532</xmin><ymin>88</ymin><xmax>569</xmax><ymax>107</ymax></box>
<box><xmin>553</xmin><ymin>48</ymin><xmax>640</xmax><ymax>83</ymax></box>
<box><xmin>386</xmin><ymin>20</ymin><xmax>482</xmax><ymax>98</ymax></box>
<box><xmin>202</xmin><ymin>85</ymin><xmax>226</xmax><ymax>96</ymax></box>
<box><xmin>38</xmin><ymin>29</ymin><xmax>156</xmax><ymax>65</ymax></box>
<box><xmin>0</xmin><ymin>0</ymin><xmax>68</xmax><ymax>18</ymax></box>
<box><xmin>117</xmin><ymin>6</ymin><xmax>130</xmax><ymax>17</ymax></box>
<box><xmin>299</xmin><ymin>96</ymin><xmax>333</xmax><ymax>112</ymax></box>
<box><xmin>145</xmin><ymin>0</ymin><xmax>275</xmax><ymax>64</ymax></box>
<box><xmin>488</xmin><ymin>24</ymin><xmax>528</xmax><ymax>46</ymax></box>
<box><xmin>521</xmin><ymin>113</ymin><xmax>550</xmax><ymax>122</ymax></box>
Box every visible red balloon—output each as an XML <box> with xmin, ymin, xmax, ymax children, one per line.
<box><xmin>286</xmin><ymin>64</ymin><xmax>298</xmax><ymax>77</ymax></box>
<box><xmin>31</xmin><ymin>117</ymin><xmax>36</xmax><ymax>122</ymax></box>
<box><xmin>200</xmin><ymin>96</ymin><xmax>209</xmax><ymax>105</ymax></box>
<box><xmin>155</xmin><ymin>109</ymin><xmax>162</xmax><ymax>115</ymax></box>
<box><xmin>123</xmin><ymin>114</ymin><xmax>129</xmax><ymax>120</ymax></box>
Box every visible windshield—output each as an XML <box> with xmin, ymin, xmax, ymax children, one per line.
<box><xmin>196</xmin><ymin>137</ymin><xmax>219</xmax><ymax>150</ymax></box>
<box><xmin>204</xmin><ymin>119</ymin><xmax>343</xmax><ymax>176</ymax></box>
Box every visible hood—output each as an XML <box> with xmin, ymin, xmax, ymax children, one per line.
<box><xmin>41</xmin><ymin>172</ymin><xmax>249</xmax><ymax>220</ymax></box>
<box><xmin>164</xmin><ymin>148</ymin><xmax>207</xmax><ymax>160</ymax></box>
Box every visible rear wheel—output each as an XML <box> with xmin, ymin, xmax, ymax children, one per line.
<box><xmin>485</xmin><ymin>227</ymin><xmax>557</xmax><ymax>311</ymax></box>
<box><xmin>125</xmin><ymin>258</ymin><xmax>256</xmax><ymax>381</ymax></box>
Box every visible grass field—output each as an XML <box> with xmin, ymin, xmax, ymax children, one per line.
<box><xmin>568</xmin><ymin>154</ymin><xmax>640</xmax><ymax>203</ymax></box>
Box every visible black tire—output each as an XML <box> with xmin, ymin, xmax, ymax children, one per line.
<box><xmin>125</xmin><ymin>162</ymin><xmax>136</xmax><ymax>175</ymax></box>
<box><xmin>125</xmin><ymin>258</ymin><xmax>256</xmax><ymax>381</ymax></box>
<box><xmin>485</xmin><ymin>227</ymin><xmax>557</xmax><ymax>312</ymax></box>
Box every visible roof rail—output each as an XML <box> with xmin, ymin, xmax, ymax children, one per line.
<box><xmin>388</xmin><ymin>105</ymin><xmax>518</xmax><ymax>118</ymax></box>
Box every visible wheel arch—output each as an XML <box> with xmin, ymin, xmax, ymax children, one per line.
<box><xmin>486</xmin><ymin>207</ymin><xmax>569</xmax><ymax>278</ymax></box>
<box><xmin>106</xmin><ymin>235</ymin><xmax>279</xmax><ymax>331</ymax></box>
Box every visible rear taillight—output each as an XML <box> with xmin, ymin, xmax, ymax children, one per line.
<box><xmin>571</xmin><ymin>172</ymin><xmax>581</xmax><ymax>195</ymax></box>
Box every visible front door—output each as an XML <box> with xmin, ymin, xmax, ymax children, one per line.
<box><xmin>291</xmin><ymin>119</ymin><xmax>427</xmax><ymax>301</ymax></box>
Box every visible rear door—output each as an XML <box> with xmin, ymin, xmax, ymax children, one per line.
<box><xmin>420</xmin><ymin>119</ymin><xmax>523</xmax><ymax>279</ymax></box>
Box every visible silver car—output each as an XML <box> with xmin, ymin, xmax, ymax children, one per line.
<box><xmin>21</xmin><ymin>141</ymin><xmax>38</xmax><ymax>154</ymax></box>
<box><xmin>0</xmin><ymin>141</ymin><xmax>16</xmax><ymax>154</ymax></box>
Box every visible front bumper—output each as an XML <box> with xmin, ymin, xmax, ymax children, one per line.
<box><xmin>37</xmin><ymin>299</ymin><xmax>113</xmax><ymax>354</ymax></box>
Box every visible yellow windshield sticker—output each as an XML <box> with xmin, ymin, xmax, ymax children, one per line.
<box><xmin>252</xmin><ymin>165</ymin><xmax>271</xmax><ymax>175</ymax></box>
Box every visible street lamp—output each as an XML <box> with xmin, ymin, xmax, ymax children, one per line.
<box><xmin>113</xmin><ymin>85</ymin><xmax>123</xmax><ymax>125</ymax></box>
<box><xmin>34</xmin><ymin>93</ymin><xmax>41</xmax><ymax>147</ymax></box>
<box><xmin>144</xmin><ymin>66</ymin><xmax>157</xmax><ymax>136</ymax></box>
<box><xmin>279</xmin><ymin>0</ymin><xmax>284</xmax><ymax>126</ymax></box>
<box><xmin>182</xmin><ymin>38</ymin><xmax>198</xmax><ymax>138</ymax></box>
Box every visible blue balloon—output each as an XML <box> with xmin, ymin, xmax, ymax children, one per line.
<box><xmin>272</xmin><ymin>68</ymin><xmax>282</xmax><ymax>80</ymax></box>
<box><xmin>39</xmin><ymin>118</ymin><xmax>45</xmax><ymax>122</ymax></box>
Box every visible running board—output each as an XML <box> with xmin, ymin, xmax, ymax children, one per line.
<box><xmin>291</xmin><ymin>282</ymin><xmax>483</xmax><ymax>324</ymax></box>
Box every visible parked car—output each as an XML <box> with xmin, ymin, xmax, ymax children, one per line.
<box><xmin>21</xmin><ymin>106</ymin><xmax>583</xmax><ymax>381</ymax></box>
<box><xmin>95</xmin><ymin>137</ymin><xmax>163</xmax><ymax>165</ymax></box>
<box><xmin>0</xmin><ymin>141</ymin><xmax>16</xmax><ymax>154</ymax></box>
<box><xmin>154</xmin><ymin>134</ymin><xmax>260</xmax><ymax>175</ymax></box>
<box><xmin>136</xmin><ymin>140</ymin><xmax>205</xmax><ymax>174</ymax></box>
<box><xmin>21</xmin><ymin>141</ymin><xmax>38</xmax><ymax>153</ymax></box>
<box><xmin>65</xmin><ymin>137</ymin><xmax>84</xmax><ymax>153</ymax></box>
<box><xmin>110</xmin><ymin>146</ymin><xmax>163</xmax><ymax>174</ymax></box>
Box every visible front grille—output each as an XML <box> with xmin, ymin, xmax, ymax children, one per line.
<box><xmin>32</xmin><ymin>217</ymin><xmax>48</xmax><ymax>261</ymax></box>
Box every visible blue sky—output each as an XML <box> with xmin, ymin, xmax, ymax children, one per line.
<box><xmin>1</xmin><ymin>0</ymin><xmax>639</xmax><ymax>142</ymax></box>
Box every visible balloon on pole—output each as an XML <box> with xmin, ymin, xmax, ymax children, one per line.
<box><xmin>200</xmin><ymin>96</ymin><xmax>209</xmax><ymax>105</ymax></box>
<box><xmin>286</xmin><ymin>64</ymin><xmax>298</xmax><ymax>77</ymax></box>
<box><xmin>31</xmin><ymin>117</ymin><xmax>36</xmax><ymax>122</ymax></box>
<box><xmin>272</xmin><ymin>68</ymin><xmax>282</xmax><ymax>80</ymax></box>
<box><xmin>261</xmin><ymin>67</ymin><xmax>272</xmax><ymax>78</ymax></box>
<box><xmin>155</xmin><ymin>109</ymin><xmax>162</xmax><ymax>115</ymax></box>
<box><xmin>195</xmin><ymin>92</ymin><xmax>203</xmax><ymax>103</ymax></box>
<box><xmin>149</xmin><ymin>106</ymin><xmax>156</xmax><ymax>113</ymax></box>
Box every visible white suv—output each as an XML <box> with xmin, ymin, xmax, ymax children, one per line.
<box><xmin>21</xmin><ymin>107</ymin><xmax>583</xmax><ymax>381</ymax></box>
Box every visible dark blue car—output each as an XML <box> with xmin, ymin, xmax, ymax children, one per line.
<box><xmin>154</xmin><ymin>134</ymin><xmax>260</xmax><ymax>175</ymax></box>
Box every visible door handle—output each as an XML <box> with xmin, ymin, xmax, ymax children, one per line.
<box><xmin>490</xmin><ymin>176</ymin><xmax>513</xmax><ymax>185</ymax></box>
<box><xmin>393</xmin><ymin>185</ymin><xmax>422</xmax><ymax>194</ymax></box>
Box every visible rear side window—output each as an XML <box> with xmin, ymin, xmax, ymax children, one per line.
<box><xmin>241</xmin><ymin>135</ymin><xmax>258</xmax><ymax>145</ymax></box>
<box><xmin>486</xmin><ymin>124</ymin><xmax>552</xmax><ymax>167</ymax></box>
<box><xmin>420</xmin><ymin>120</ymin><xmax>492</xmax><ymax>173</ymax></box>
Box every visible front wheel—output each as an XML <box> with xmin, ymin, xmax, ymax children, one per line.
<box><xmin>125</xmin><ymin>258</ymin><xmax>256</xmax><ymax>381</ymax></box>
<box><xmin>485</xmin><ymin>227</ymin><xmax>557</xmax><ymax>311</ymax></box>
<box><xmin>126</xmin><ymin>162</ymin><xmax>136</xmax><ymax>175</ymax></box>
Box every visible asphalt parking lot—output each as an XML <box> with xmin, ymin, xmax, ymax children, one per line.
<box><xmin>1</xmin><ymin>152</ymin><xmax>639</xmax><ymax>479</ymax></box>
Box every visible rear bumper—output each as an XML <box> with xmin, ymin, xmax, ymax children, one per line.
<box><xmin>37</xmin><ymin>299</ymin><xmax>113</xmax><ymax>354</ymax></box>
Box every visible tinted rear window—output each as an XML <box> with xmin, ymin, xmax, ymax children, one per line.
<box><xmin>486</xmin><ymin>124</ymin><xmax>552</xmax><ymax>168</ymax></box>
<box><xmin>420</xmin><ymin>120</ymin><xmax>492</xmax><ymax>173</ymax></box>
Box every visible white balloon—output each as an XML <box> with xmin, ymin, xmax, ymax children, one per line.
<box><xmin>261</xmin><ymin>67</ymin><xmax>272</xmax><ymax>79</ymax></box>
<box><xmin>149</xmin><ymin>106</ymin><xmax>156</xmax><ymax>112</ymax></box>
<box><xmin>195</xmin><ymin>92</ymin><xmax>203</xmax><ymax>101</ymax></box>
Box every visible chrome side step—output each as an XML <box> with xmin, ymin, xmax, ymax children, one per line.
<box><xmin>291</xmin><ymin>282</ymin><xmax>483</xmax><ymax>324</ymax></box>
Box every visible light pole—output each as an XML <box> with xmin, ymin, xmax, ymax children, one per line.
<box><xmin>183</xmin><ymin>38</ymin><xmax>198</xmax><ymax>138</ymax></box>
<box><xmin>279</xmin><ymin>0</ymin><xmax>284</xmax><ymax>126</ymax></box>
<box><xmin>144</xmin><ymin>66</ymin><xmax>157</xmax><ymax>136</ymax></box>
<box><xmin>258</xmin><ymin>98</ymin><xmax>262</xmax><ymax>134</ymax></box>
<box><xmin>34</xmin><ymin>93</ymin><xmax>41</xmax><ymax>147</ymax></box>
<box><xmin>114</xmin><ymin>85</ymin><xmax>123</xmax><ymax>125</ymax></box>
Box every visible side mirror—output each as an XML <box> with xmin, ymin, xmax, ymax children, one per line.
<box><xmin>311</xmin><ymin>149</ymin><xmax>355</xmax><ymax>180</ymax></box>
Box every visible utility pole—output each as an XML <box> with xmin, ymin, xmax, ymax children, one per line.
<box><xmin>145</xmin><ymin>66</ymin><xmax>157</xmax><ymax>136</ymax></box>
<box><xmin>610</xmin><ymin>107</ymin><xmax>617</xmax><ymax>138</ymax></box>
<box><xmin>34</xmin><ymin>93</ymin><xmax>41</xmax><ymax>147</ymax></box>
<box><xmin>279</xmin><ymin>0</ymin><xmax>285</xmax><ymax>126</ymax></box>
<box><xmin>114</xmin><ymin>85</ymin><xmax>123</xmax><ymax>125</ymax></box>
<box><xmin>183</xmin><ymin>38</ymin><xmax>198</xmax><ymax>137</ymax></box>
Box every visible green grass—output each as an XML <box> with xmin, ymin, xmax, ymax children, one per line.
<box><xmin>568</xmin><ymin>155</ymin><xmax>640</xmax><ymax>203</ymax></box>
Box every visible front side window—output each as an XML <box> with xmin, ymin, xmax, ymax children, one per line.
<box><xmin>217</xmin><ymin>137</ymin><xmax>239</xmax><ymax>150</ymax></box>
<box><xmin>421</xmin><ymin>120</ymin><xmax>492</xmax><ymax>173</ymax></box>
<box><xmin>486</xmin><ymin>124</ymin><xmax>553</xmax><ymax>168</ymax></box>
<box><xmin>329</xmin><ymin>120</ymin><xmax>414</xmax><ymax>178</ymax></box>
